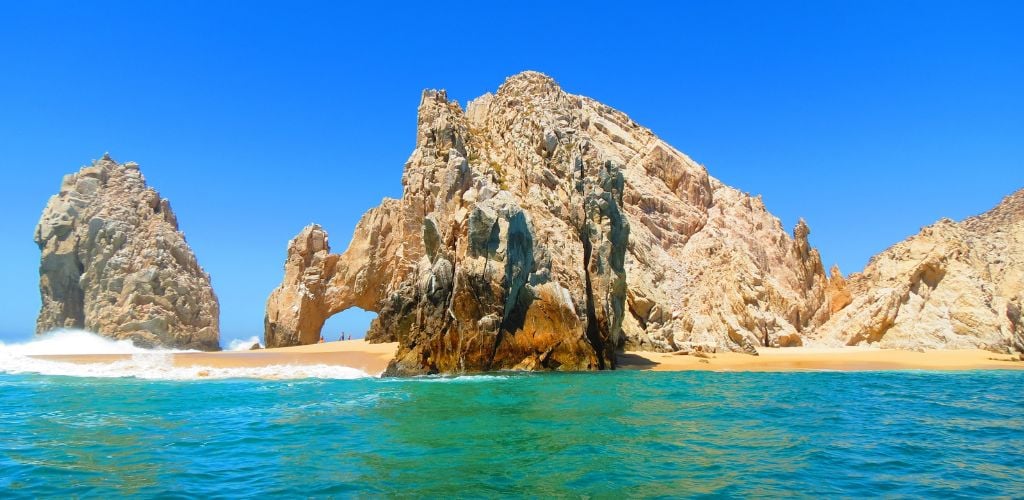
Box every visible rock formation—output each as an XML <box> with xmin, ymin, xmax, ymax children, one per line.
<box><xmin>812</xmin><ymin>189</ymin><xmax>1024</xmax><ymax>353</ymax></box>
<box><xmin>265</xmin><ymin>71</ymin><xmax>840</xmax><ymax>373</ymax></box>
<box><xmin>35</xmin><ymin>154</ymin><xmax>220</xmax><ymax>350</ymax></box>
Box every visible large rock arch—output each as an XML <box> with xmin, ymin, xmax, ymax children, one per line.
<box><xmin>263</xmin><ymin>81</ymin><xmax>630</xmax><ymax>374</ymax></box>
<box><xmin>263</xmin><ymin>198</ymin><xmax>406</xmax><ymax>347</ymax></box>
<box><xmin>264</xmin><ymin>71</ymin><xmax>840</xmax><ymax>373</ymax></box>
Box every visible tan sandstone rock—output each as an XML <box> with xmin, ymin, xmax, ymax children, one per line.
<box><xmin>35</xmin><ymin>154</ymin><xmax>220</xmax><ymax>350</ymax></box>
<box><xmin>265</xmin><ymin>71</ymin><xmax>838</xmax><ymax>372</ymax></box>
<box><xmin>811</xmin><ymin>189</ymin><xmax>1024</xmax><ymax>353</ymax></box>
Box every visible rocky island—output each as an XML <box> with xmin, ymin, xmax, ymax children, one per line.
<box><xmin>262</xmin><ymin>71</ymin><xmax>1024</xmax><ymax>375</ymax></box>
<box><xmin>35</xmin><ymin>155</ymin><xmax>220</xmax><ymax>350</ymax></box>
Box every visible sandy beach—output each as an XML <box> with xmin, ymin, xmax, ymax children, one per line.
<box><xmin>29</xmin><ymin>341</ymin><xmax>1024</xmax><ymax>375</ymax></box>
<box><xmin>619</xmin><ymin>347</ymin><xmax>1024</xmax><ymax>372</ymax></box>
<box><xmin>33</xmin><ymin>339</ymin><xmax>400</xmax><ymax>376</ymax></box>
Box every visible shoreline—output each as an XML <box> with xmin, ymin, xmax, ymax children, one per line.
<box><xmin>618</xmin><ymin>347</ymin><xmax>1024</xmax><ymax>372</ymax></box>
<box><xmin>27</xmin><ymin>342</ymin><xmax>1024</xmax><ymax>375</ymax></box>
<box><xmin>31</xmin><ymin>339</ymin><xmax>400</xmax><ymax>376</ymax></box>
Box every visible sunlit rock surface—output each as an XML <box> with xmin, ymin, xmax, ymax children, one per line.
<box><xmin>265</xmin><ymin>72</ymin><xmax>842</xmax><ymax>372</ymax></box>
<box><xmin>812</xmin><ymin>189</ymin><xmax>1024</xmax><ymax>353</ymax></box>
<box><xmin>35</xmin><ymin>155</ymin><xmax>220</xmax><ymax>350</ymax></box>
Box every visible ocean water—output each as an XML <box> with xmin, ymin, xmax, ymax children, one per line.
<box><xmin>1</xmin><ymin>368</ymin><xmax>1022</xmax><ymax>497</ymax></box>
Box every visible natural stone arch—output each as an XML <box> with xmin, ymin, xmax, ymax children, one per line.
<box><xmin>264</xmin><ymin>199</ymin><xmax>413</xmax><ymax>347</ymax></box>
<box><xmin>262</xmin><ymin>224</ymin><xmax>372</xmax><ymax>347</ymax></box>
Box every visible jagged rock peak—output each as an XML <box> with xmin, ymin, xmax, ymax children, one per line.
<box><xmin>794</xmin><ymin>218</ymin><xmax>811</xmax><ymax>240</ymax></box>
<box><xmin>35</xmin><ymin>155</ymin><xmax>220</xmax><ymax>350</ymax></box>
<box><xmin>496</xmin><ymin>70</ymin><xmax>561</xmax><ymax>96</ymax></box>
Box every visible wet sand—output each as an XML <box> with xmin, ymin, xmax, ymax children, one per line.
<box><xmin>619</xmin><ymin>347</ymin><xmax>1024</xmax><ymax>371</ymax></box>
<box><xmin>33</xmin><ymin>339</ymin><xmax>400</xmax><ymax>376</ymax></box>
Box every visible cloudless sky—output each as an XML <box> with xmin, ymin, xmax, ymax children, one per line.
<box><xmin>1</xmin><ymin>1</ymin><xmax>1021</xmax><ymax>345</ymax></box>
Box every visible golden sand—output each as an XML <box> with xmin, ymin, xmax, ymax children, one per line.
<box><xmin>33</xmin><ymin>339</ymin><xmax>400</xmax><ymax>375</ymax></box>
<box><xmin>30</xmin><ymin>341</ymin><xmax>1024</xmax><ymax>375</ymax></box>
<box><xmin>619</xmin><ymin>347</ymin><xmax>1024</xmax><ymax>372</ymax></box>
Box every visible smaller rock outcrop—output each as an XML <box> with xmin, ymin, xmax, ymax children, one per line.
<box><xmin>812</xmin><ymin>189</ymin><xmax>1024</xmax><ymax>353</ymax></box>
<box><xmin>35</xmin><ymin>154</ymin><xmax>220</xmax><ymax>350</ymax></box>
<box><xmin>263</xmin><ymin>224</ymin><xmax>336</xmax><ymax>347</ymax></box>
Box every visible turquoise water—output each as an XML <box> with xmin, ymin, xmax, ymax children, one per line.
<box><xmin>1</xmin><ymin>371</ymin><xmax>1022</xmax><ymax>497</ymax></box>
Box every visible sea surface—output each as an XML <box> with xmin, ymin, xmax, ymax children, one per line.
<box><xmin>1</xmin><ymin>367</ymin><xmax>1022</xmax><ymax>497</ymax></box>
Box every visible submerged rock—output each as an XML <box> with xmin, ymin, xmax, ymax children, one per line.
<box><xmin>35</xmin><ymin>154</ymin><xmax>220</xmax><ymax>350</ymax></box>
<box><xmin>264</xmin><ymin>71</ymin><xmax>838</xmax><ymax>372</ymax></box>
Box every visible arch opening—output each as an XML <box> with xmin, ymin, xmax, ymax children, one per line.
<box><xmin>319</xmin><ymin>307</ymin><xmax>378</xmax><ymax>342</ymax></box>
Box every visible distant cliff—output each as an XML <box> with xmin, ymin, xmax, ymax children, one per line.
<box><xmin>812</xmin><ymin>189</ymin><xmax>1024</xmax><ymax>353</ymax></box>
<box><xmin>35</xmin><ymin>155</ymin><xmax>220</xmax><ymax>350</ymax></box>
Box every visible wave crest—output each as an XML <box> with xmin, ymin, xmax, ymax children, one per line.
<box><xmin>0</xmin><ymin>328</ymin><xmax>175</xmax><ymax>355</ymax></box>
<box><xmin>0</xmin><ymin>330</ymin><xmax>371</xmax><ymax>381</ymax></box>
<box><xmin>226</xmin><ymin>336</ymin><xmax>263</xmax><ymax>351</ymax></box>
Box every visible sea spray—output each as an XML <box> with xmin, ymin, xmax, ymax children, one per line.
<box><xmin>0</xmin><ymin>328</ymin><xmax>165</xmax><ymax>355</ymax></box>
<box><xmin>0</xmin><ymin>330</ymin><xmax>371</xmax><ymax>380</ymax></box>
<box><xmin>226</xmin><ymin>335</ymin><xmax>263</xmax><ymax>351</ymax></box>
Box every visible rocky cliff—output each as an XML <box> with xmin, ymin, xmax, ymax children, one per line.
<box><xmin>35</xmin><ymin>155</ymin><xmax>220</xmax><ymax>350</ymax></box>
<box><xmin>265</xmin><ymin>72</ymin><xmax>839</xmax><ymax>373</ymax></box>
<box><xmin>812</xmin><ymin>189</ymin><xmax>1024</xmax><ymax>353</ymax></box>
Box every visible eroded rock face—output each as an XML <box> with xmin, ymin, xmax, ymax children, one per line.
<box><xmin>811</xmin><ymin>190</ymin><xmax>1024</xmax><ymax>353</ymax></box>
<box><xmin>265</xmin><ymin>71</ymin><xmax>839</xmax><ymax>372</ymax></box>
<box><xmin>35</xmin><ymin>155</ymin><xmax>220</xmax><ymax>350</ymax></box>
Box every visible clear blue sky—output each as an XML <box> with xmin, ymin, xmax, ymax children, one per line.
<box><xmin>1</xmin><ymin>1</ymin><xmax>1021</xmax><ymax>345</ymax></box>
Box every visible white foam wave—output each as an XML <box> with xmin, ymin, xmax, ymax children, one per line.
<box><xmin>0</xmin><ymin>330</ymin><xmax>371</xmax><ymax>381</ymax></box>
<box><xmin>0</xmin><ymin>329</ymin><xmax>179</xmax><ymax>355</ymax></box>
<box><xmin>226</xmin><ymin>336</ymin><xmax>262</xmax><ymax>351</ymax></box>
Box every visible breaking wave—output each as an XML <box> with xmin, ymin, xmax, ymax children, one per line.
<box><xmin>0</xmin><ymin>330</ymin><xmax>371</xmax><ymax>381</ymax></box>
<box><xmin>226</xmin><ymin>335</ymin><xmax>263</xmax><ymax>351</ymax></box>
<box><xmin>0</xmin><ymin>328</ymin><xmax>172</xmax><ymax>355</ymax></box>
